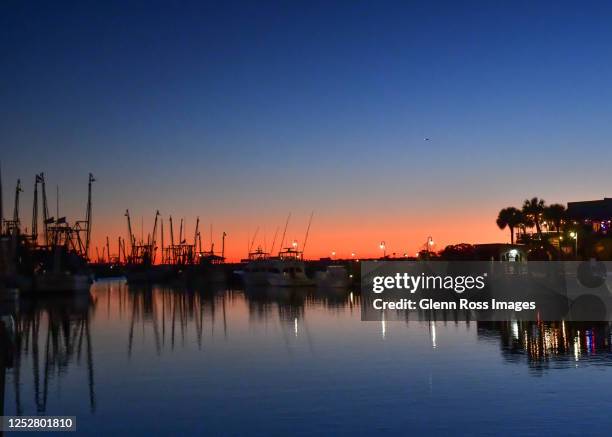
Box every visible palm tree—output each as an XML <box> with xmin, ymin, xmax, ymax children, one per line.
<box><xmin>544</xmin><ymin>203</ymin><xmax>566</xmax><ymax>233</ymax></box>
<box><xmin>522</xmin><ymin>197</ymin><xmax>546</xmax><ymax>238</ymax></box>
<box><xmin>496</xmin><ymin>207</ymin><xmax>522</xmax><ymax>244</ymax></box>
<box><xmin>517</xmin><ymin>211</ymin><xmax>534</xmax><ymax>238</ymax></box>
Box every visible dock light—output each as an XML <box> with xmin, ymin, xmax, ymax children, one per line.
<box><xmin>379</xmin><ymin>241</ymin><xmax>386</xmax><ymax>258</ymax></box>
<box><xmin>331</xmin><ymin>251</ymin><xmax>336</xmax><ymax>257</ymax></box>
<box><xmin>351</xmin><ymin>252</ymin><xmax>355</xmax><ymax>258</ymax></box>
<box><xmin>509</xmin><ymin>249</ymin><xmax>518</xmax><ymax>257</ymax></box>
<box><xmin>292</xmin><ymin>240</ymin><xmax>298</xmax><ymax>248</ymax></box>
<box><xmin>570</xmin><ymin>231</ymin><xmax>576</xmax><ymax>238</ymax></box>
<box><xmin>428</xmin><ymin>238</ymin><xmax>435</xmax><ymax>246</ymax></box>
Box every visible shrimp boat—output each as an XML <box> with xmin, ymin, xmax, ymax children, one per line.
<box><xmin>237</xmin><ymin>247</ymin><xmax>314</xmax><ymax>287</ymax></box>
<box><xmin>236</xmin><ymin>212</ymin><xmax>315</xmax><ymax>287</ymax></box>
<box><xmin>1</xmin><ymin>173</ymin><xmax>94</xmax><ymax>293</ymax></box>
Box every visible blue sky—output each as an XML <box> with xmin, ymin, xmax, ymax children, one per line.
<box><xmin>2</xmin><ymin>1</ymin><xmax>612</xmax><ymax>258</ymax></box>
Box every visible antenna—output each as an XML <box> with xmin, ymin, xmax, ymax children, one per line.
<box><xmin>279</xmin><ymin>213</ymin><xmax>291</xmax><ymax>251</ymax></box>
<box><xmin>301</xmin><ymin>211</ymin><xmax>314</xmax><ymax>256</ymax></box>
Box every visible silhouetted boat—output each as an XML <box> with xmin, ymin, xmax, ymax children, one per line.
<box><xmin>237</xmin><ymin>247</ymin><xmax>314</xmax><ymax>287</ymax></box>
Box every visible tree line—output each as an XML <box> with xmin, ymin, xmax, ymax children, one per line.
<box><xmin>496</xmin><ymin>197</ymin><xmax>566</xmax><ymax>244</ymax></box>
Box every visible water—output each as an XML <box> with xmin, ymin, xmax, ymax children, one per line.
<box><xmin>2</xmin><ymin>279</ymin><xmax>612</xmax><ymax>436</ymax></box>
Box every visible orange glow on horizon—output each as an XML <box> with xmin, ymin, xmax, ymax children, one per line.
<box><xmin>87</xmin><ymin>208</ymin><xmax>509</xmax><ymax>263</ymax></box>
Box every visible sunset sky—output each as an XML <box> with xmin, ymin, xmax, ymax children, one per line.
<box><xmin>3</xmin><ymin>1</ymin><xmax>612</xmax><ymax>260</ymax></box>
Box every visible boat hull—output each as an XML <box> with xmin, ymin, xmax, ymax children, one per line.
<box><xmin>20</xmin><ymin>273</ymin><xmax>92</xmax><ymax>293</ymax></box>
<box><xmin>238</xmin><ymin>259</ymin><xmax>315</xmax><ymax>287</ymax></box>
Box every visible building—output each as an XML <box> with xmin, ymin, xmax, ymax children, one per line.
<box><xmin>566</xmin><ymin>198</ymin><xmax>612</xmax><ymax>232</ymax></box>
<box><xmin>474</xmin><ymin>244</ymin><xmax>526</xmax><ymax>261</ymax></box>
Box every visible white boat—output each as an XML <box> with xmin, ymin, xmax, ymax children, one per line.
<box><xmin>237</xmin><ymin>247</ymin><xmax>314</xmax><ymax>287</ymax></box>
<box><xmin>315</xmin><ymin>265</ymin><xmax>350</xmax><ymax>288</ymax></box>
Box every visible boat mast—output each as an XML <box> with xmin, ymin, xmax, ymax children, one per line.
<box><xmin>269</xmin><ymin>226</ymin><xmax>279</xmax><ymax>255</ymax></box>
<box><xmin>194</xmin><ymin>217</ymin><xmax>200</xmax><ymax>250</ymax></box>
<box><xmin>169</xmin><ymin>215</ymin><xmax>175</xmax><ymax>246</ymax></box>
<box><xmin>13</xmin><ymin>179</ymin><xmax>22</xmax><ymax>230</ymax></box>
<box><xmin>125</xmin><ymin>209</ymin><xmax>135</xmax><ymax>258</ymax></box>
<box><xmin>249</xmin><ymin>226</ymin><xmax>259</xmax><ymax>253</ymax></box>
<box><xmin>151</xmin><ymin>210</ymin><xmax>160</xmax><ymax>263</ymax></box>
<box><xmin>279</xmin><ymin>213</ymin><xmax>291</xmax><ymax>251</ymax></box>
<box><xmin>85</xmin><ymin>173</ymin><xmax>95</xmax><ymax>259</ymax></box>
<box><xmin>301</xmin><ymin>211</ymin><xmax>314</xmax><ymax>256</ymax></box>
<box><xmin>160</xmin><ymin>218</ymin><xmax>165</xmax><ymax>264</ymax></box>
<box><xmin>32</xmin><ymin>174</ymin><xmax>39</xmax><ymax>243</ymax></box>
<box><xmin>41</xmin><ymin>174</ymin><xmax>49</xmax><ymax>245</ymax></box>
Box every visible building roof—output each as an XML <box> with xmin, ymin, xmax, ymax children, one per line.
<box><xmin>567</xmin><ymin>198</ymin><xmax>612</xmax><ymax>221</ymax></box>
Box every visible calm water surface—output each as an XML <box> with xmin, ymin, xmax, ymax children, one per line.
<box><xmin>2</xmin><ymin>279</ymin><xmax>612</xmax><ymax>436</ymax></box>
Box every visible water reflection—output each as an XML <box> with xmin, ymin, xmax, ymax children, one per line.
<box><xmin>478</xmin><ymin>320</ymin><xmax>612</xmax><ymax>372</ymax></box>
<box><xmin>124</xmin><ymin>284</ymin><xmax>244</xmax><ymax>353</ymax></box>
<box><xmin>6</xmin><ymin>294</ymin><xmax>96</xmax><ymax>415</ymax></box>
<box><xmin>0</xmin><ymin>280</ymin><xmax>610</xmax><ymax>430</ymax></box>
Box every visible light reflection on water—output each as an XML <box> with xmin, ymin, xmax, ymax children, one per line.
<box><xmin>0</xmin><ymin>279</ymin><xmax>611</xmax><ymax>435</ymax></box>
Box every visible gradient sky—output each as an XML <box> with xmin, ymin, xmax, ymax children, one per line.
<box><xmin>3</xmin><ymin>1</ymin><xmax>612</xmax><ymax>260</ymax></box>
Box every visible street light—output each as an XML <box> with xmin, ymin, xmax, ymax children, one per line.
<box><xmin>569</xmin><ymin>231</ymin><xmax>578</xmax><ymax>258</ymax></box>
<box><xmin>379</xmin><ymin>241</ymin><xmax>386</xmax><ymax>258</ymax></box>
<box><xmin>331</xmin><ymin>251</ymin><xmax>336</xmax><ymax>258</ymax></box>
<box><xmin>426</xmin><ymin>236</ymin><xmax>434</xmax><ymax>259</ymax></box>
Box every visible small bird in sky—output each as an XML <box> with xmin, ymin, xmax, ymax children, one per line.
<box><xmin>424</xmin><ymin>138</ymin><xmax>430</xmax><ymax>141</ymax></box>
